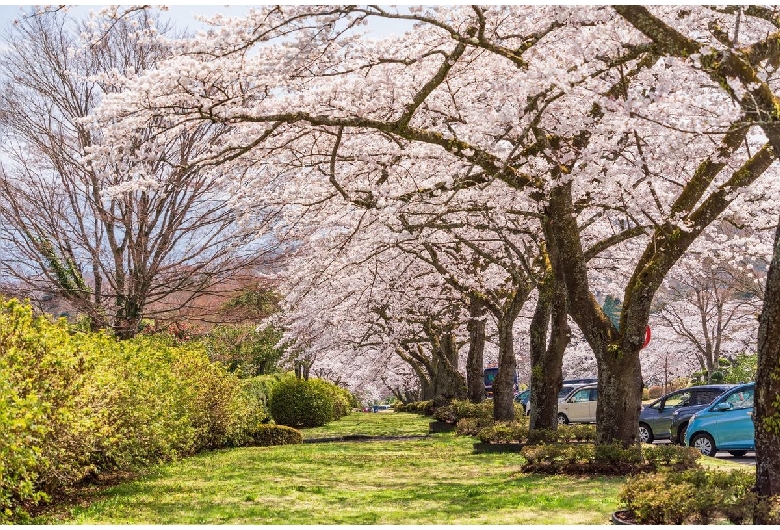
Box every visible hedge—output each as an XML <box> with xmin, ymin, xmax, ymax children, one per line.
<box><xmin>0</xmin><ymin>297</ymin><xmax>271</xmax><ymax>522</ymax></box>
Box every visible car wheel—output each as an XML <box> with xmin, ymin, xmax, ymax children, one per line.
<box><xmin>728</xmin><ymin>450</ymin><xmax>747</xmax><ymax>457</ymax></box>
<box><xmin>691</xmin><ymin>433</ymin><xmax>717</xmax><ymax>457</ymax></box>
<box><xmin>557</xmin><ymin>413</ymin><xmax>569</xmax><ymax>425</ymax></box>
<box><xmin>638</xmin><ymin>423</ymin><xmax>654</xmax><ymax>444</ymax></box>
<box><xmin>677</xmin><ymin>422</ymin><xmax>689</xmax><ymax>446</ymax></box>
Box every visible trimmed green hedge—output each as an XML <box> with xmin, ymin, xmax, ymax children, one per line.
<box><xmin>520</xmin><ymin>442</ymin><xmax>700</xmax><ymax>475</ymax></box>
<box><xmin>269</xmin><ymin>376</ymin><xmax>350</xmax><ymax>428</ymax></box>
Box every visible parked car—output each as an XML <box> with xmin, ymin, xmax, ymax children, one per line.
<box><xmin>557</xmin><ymin>383</ymin><xmax>598</xmax><ymax>424</ymax></box>
<box><xmin>667</xmin><ymin>384</ymin><xmax>737</xmax><ymax>445</ymax></box>
<box><xmin>685</xmin><ymin>382</ymin><xmax>755</xmax><ymax>457</ymax></box>
<box><xmin>639</xmin><ymin>384</ymin><xmax>736</xmax><ymax>444</ymax></box>
<box><xmin>522</xmin><ymin>380</ymin><xmax>596</xmax><ymax>417</ymax></box>
<box><xmin>559</xmin><ymin>378</ymin><xmax>597</xmax><ymax>401</ymax></box>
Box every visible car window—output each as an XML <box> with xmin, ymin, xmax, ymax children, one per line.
<box><xmin>664</xmin><ymin>391</ymin><xmax>690</xmax><ymax>408</ymax></box>
<box><xmin>570</xmin><ymin>388</ymin><xmax>591</xmax><ymax>402</ymax></box>
<box><xmin>724</xmin><ymin>387</ymin><xmax>754</xmax><ymax>410</ymax></box>
<box><xmin>559</xmin><ymin>386</ymin><xmax>576</xmax><ymax>399</ymax></box>
<box><xmin>589</xmin><ymin>388</ymin><xmax>598</xmax><ymax>401</ymax></box>
<box><xmin>690</xmin><ymin>390</ymin><xmax>722</xmax><ymax>406</ymax></box>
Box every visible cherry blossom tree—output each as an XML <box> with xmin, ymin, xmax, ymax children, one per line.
<box><xmin>91</xmin><ymin>6</ymin><xmax>780</xmax><ymax>449</ymax></box>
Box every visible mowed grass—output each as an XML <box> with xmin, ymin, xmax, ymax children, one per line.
<box><xmin>45</xmin><ymin>413</ymin><xmax>624</xmax><ymax>524</ymax></box>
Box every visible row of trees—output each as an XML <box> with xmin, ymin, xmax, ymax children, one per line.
<box><xmin>2</xmin><ymin>5</ymin><xmax>780</xmax><ymax>520</ymax></box>
<box><xmin>86</xmin><ymin>6</ymin><xmax>780</xmax><ymax>517</ymax></box>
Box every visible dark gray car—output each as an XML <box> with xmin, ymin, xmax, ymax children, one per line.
<box><xmin>638</xmin><ymin>384</ymin><xmax>736</xmax><ymax>444</ymax></box>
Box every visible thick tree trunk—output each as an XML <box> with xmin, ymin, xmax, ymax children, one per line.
<box><xmin>546</xmin><ymin>181</ymin><xmax>640</xmax><ymax>447</ymax></box>
<box><xmin>594</xmin><ymin>341</ymin><xmax>644</xmax><ymax>446</ymax></box>
<box><xmin>466</xmin><ymin>294</ymin><xmax>487</xmax><ymax>403</ymax></box>
<box><xmin>432</xmin><ymin>330</ymin><xmax>467</xmax><ymax>408</ymax></box>
<box><xmin>493</xmin><ymin>317</ymin><xmax>517</xmax><ymax>422</ymax></box>
<box><xmin>754</xmin><ymin>218</ymin><xmax>780</xmax><ymax>524</ymax></box>
<box><xmin>529</xmin><ymin>254</ymin><xmax>570</xmax><ymax>431</ymax></box>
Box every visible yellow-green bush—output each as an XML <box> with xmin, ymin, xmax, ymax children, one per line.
<box><xmin>251</xmin><ymin>424</ymin><xmax>303</xmax><ymax>446</ymax></box>
<box><xmin>0</xmin><ymin>297</ymin><xmax>272</xmax><ymax>522</ymax></box>
<box><xmin>269</xmin><ymin>376</ymin><xmax>335</xmax><ymax>428</ymax></box>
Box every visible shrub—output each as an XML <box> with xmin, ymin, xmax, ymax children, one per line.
<box><xmin>200</xmin><ymin>323</ymin><xmax>284</xmax><ymax>377</ymax></box>
<box><xmin>648</xmin><ymin>385</ymin><xmax>663</xmax><ymax>399</ymax></box>
<box><xmin>401</xmin><ymin>400</ymin><xmax>434</xmax><ymax>415</ymax></box>
<box><xmin>477</xmin><ymin>422</ymin><xmax>529</xmax><ymax>444</ymax></box>
<box><xmin>449</xmin><ymin>400</ymin><xmax>494</xmax><ymax>420</ymax></box>
<box><xmin>250</xmin><ymin>425</ymin><xmax>304</xmax><ymax>446</ymax></box>
<box><xmin>455</xmin><ymin>417</ymin><xmax>495</xmax><ymax>436</ymax></box>
<box><xmin>0</xmin><ymin>297</ymin><xmax>275</xmax><ymax>522</ymax></box>
<box><xmin>620</xmin><ymin>469</ymin><xmax>756</xmax><ymax>524</ymax></box>
<box><xmin>269</xmin><ymin>376</ymin><xmax>335</xmax><ymax>428</ymax></box>
<box><xmin>642</xmin><ymin>443</ymin><xmax>701</xmax><ymax>469</ymax></box>
<box><xmin>309</xmin><ymin>380</ymin><xmax>353</xmax><ymax>420</ymax></box>
<box><xmin>641</xmin><ymin>387</ymin><xmax>650</xmax><ymax>400</ymax></box>
<box><xmin>521</xmin><ymin>442</ymin><xmax>700</xmax><ymax>475</ymax></box>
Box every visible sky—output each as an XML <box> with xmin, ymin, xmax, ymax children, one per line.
<box><xmin>0</xmin><ymin>3</ymin><xmax>415</xmax><ymax>37</ymax></box>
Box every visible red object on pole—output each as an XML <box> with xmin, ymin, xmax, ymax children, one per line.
<box><xmin>642</xmin><ymin>325</ymin><xmax>651</xmax><ymax>349</ymax></box>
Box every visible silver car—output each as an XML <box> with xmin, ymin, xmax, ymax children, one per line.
<box><xmin>557</xmin><ymin>383</ymin><xmax>598</xmax><ymax>424</ymax></box>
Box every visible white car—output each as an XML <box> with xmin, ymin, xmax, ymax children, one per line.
<box><xmin>557</xmin><ymin>383</ymin><xmax>598</xmax><ymax>424</ymax></box>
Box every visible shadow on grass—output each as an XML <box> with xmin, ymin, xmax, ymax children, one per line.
<box><xmin>62</xmin><ymin>435</ymin><xmax>622</xmax><ymax>525</ymax></box>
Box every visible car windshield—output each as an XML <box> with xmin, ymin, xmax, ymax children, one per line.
<box><xmin>559</xmin><ymin>385</ymin><xmax>580</xmax><ymax>399</ymax></box>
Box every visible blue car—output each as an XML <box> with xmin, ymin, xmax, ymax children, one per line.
<box><xmin>685</xmin><ymin>383</ymin><xmax>755</xmax><ymax>457</ymax></box>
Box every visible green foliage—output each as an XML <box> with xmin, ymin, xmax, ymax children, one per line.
<box><xmin>434</xmin><ymin>399</ymin><xmax>493</xmax><ymax>423</ymax></box>
<box><xmin>475</xmin><ymin>423</ymin><xmax>595</xmax><ymax>445</ymax></box>
<box><xmin>721</xmin><ymin>352</ymin><xmax>758</xmax><ymax>384</ymax></box>
<box><xmin>0</xmin><ymin>373</ymin><xmax>48</xmax><ymax>523</ymax></box>
<box><xmin>201</xmin><ymin>324</ymin><xmax>285</xmax><ymax>377</ymax></box>
<box><xmin>310</xmin><ymin>380</ymin><xmax>353</xmax><ymax>420</ymax></box>
<box><xmin>250</xmin><ymin>425</ymin><xmax>303</xmax><ymax>446</ymax></box>
<box><xmin>395</xmin><ymin>400</ymin><xmax>434</xmax><ymax>415</ymax></box>
<box><xmin>620</xmin><ymin>468</ymin><xmax>756</xmax><ymax>524</ymax></box>
<box><xmin>455</xmin><ymin>417</ymin><xmax>495</xmax><ymax>436</ymax></box>
<box><xmin>691</xmin><ymin>353</ymin><xmax>757</xmax><ymax>385</ymax></box>
<box><xmin>477</xmin><ymin>422</ymin><xmax>529</xmax><ymax>444</ymax></box>
<box><xmin>269</xmin><ymin>376</ymin><xmax>337</xmax><ymax>428</ymax></box>
<box><xmin>220</xmin><ymin>283</ymin><xmax>281</xmax><ymax>320</ymax></box>
<box><xmin>0</xmin><ymin>297</ymin><xmax>272</xmax><ymax>522</ymax></box>
<box><xmin>521</xmin><ymin>442</ymin><xmax>700</xmax><ymax>475</ymax></box>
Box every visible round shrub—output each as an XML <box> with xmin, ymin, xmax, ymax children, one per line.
<box><xmin>251</xmin><ymin>425</ymin><xmax>303</xmax><ymax>446</ymax></box>
<box><xmin>308</xmin><ymin>379</ymin><xmax>353</xmax><ymax>420</ymax></box>
<box><xmin>269</xmin><ymin>377</ymin><xmax>335</xmax><ymax>428</ymax></box>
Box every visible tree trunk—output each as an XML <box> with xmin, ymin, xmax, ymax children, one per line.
<box><xmin>546</xmin><ymin>181</ymin><xmax>640</xmax><ymax>447</ymax></box>
<box><xmin>529</xmin><ymin>244</ymin><xmax>570</xmax><ymax>431</ymax></box>
<box><xmin>493</xmin><ymin>316</ymin><xmax>517</xmax><ymax>422</ymax></box>
<box><xmin>594</xmin><ymin>340</ymin><xmax>644</xmax><ymax>446</ymax></box>
<box><xmin>754</xmin><ymin>218</ymin><xmax>780</xmax><ymax>524</ymax></box>
<box><xmin>432</xmin><ymin>329</ymin><xmax>467</xmax><ymax>408</ymax></box>
<box><xmin>466</xmin><ymin>294</ymin><xmax>486</xmax><ymax>403</ymax></box>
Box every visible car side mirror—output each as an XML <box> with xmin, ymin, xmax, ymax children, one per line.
<box><xmin>714</xmin><ymin>402</ymin><xmax>732</xmax><ymax>412</ymax></box>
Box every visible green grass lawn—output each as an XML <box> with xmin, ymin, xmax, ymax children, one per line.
<box><xmin>34</xmin><ymin>412</ymin><xmax>750</xmax><ymax>525</ymax></box>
